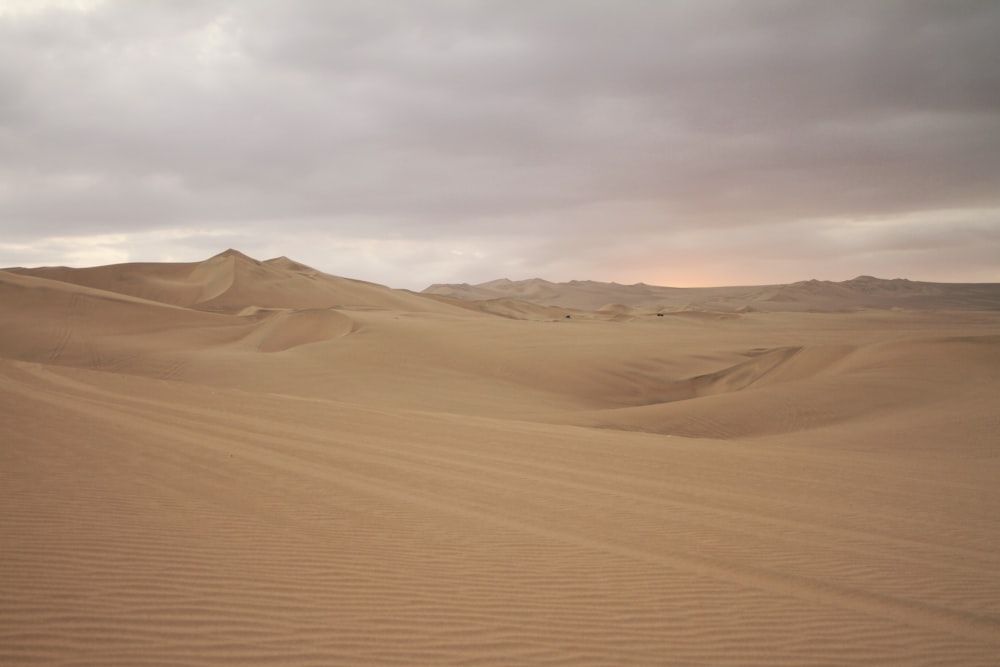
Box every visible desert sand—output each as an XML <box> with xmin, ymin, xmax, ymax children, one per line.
<box><xmin>2</xmin><ymin>249</ymin><xmax>999</xmax><ymax>665</ymax></box>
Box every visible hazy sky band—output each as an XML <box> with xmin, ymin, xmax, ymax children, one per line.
<box><xmin>1</xmin><ymin>0</ymin><xmax>998</xmax><ymax>288</ymax></box>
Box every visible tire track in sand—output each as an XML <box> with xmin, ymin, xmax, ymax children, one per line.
<box><xmin>14</xmin><ymin>361</ymin><xmax>1000</xmax><ymax>570</ymax></box>
<box><xmin>3</xmin><ymin>362</ymin><xmax>999</xmax><ymax>647</ymax></box>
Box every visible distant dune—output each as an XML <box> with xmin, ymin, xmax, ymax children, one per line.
<box><xmin>3</xmin><ymin>251</ymin><xmax>1000</xmax><ymax>665</ymax></box>
<box><xmin>425</xmin><ymin>274</ymin><xmax>1000</xmax><ymax>312</ymax></box>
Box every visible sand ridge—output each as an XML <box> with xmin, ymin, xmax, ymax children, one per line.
<box><xmin>3</xmin><ymin>252</ymin><xmax>1000</xmax><ymax>665</ymax></box>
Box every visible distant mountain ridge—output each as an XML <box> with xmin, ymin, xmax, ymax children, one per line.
<box><xmin>7</xmin><ymin>250</ymin><xmax>999</xmax><ymax>315</ymax></box>
<box><xmin>424</xmin><ymin>275</ymin><xmax>1000</xmax><ymax>312</ymax></box>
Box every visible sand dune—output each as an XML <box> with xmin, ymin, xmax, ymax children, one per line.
<box><xmin>13</xmin><ymin>248</ymin><xmax>458</xmax><ymax>314</ymax></box>
<box><xmin>237</xmin><ymin>308</ymin><xmax>357</xmax><ymax>353</ymax></box>
<box><xmin>3</xmin><ymin>252</ymin><xmax>1000</xmax><ymax>665</ymax></box>
<box><xmin>564</xmin><ymin>336</ymin><xmax>1000</xmax><ymax>444</ymax></box>
<box><xmin>427</xmin><ymin>274</ymin><xmax>1000</xmax><ymax>313</ymax></box>
<box><xmin>424</xmin><ymin>294</ymin><xmax>578</xmax><ymax>321</ymax></box>
<box><xmin>0</xmin><ymin>268</ymin><xmax>242</xmax><ymax>372</ymax></box>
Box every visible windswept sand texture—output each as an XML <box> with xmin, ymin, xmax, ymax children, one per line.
<box><xmin>3</xmin><ymin>250</ymin><xmax>1000</xmax><ymax>665</ymax></box>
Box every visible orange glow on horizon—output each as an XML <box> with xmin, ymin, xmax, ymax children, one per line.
<box><xmin>618</xmin><ymin>264</ymin><xmax>769</xmax><ymax>289</ymax></box>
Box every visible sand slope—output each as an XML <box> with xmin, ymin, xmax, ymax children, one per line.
<box><xmin>3</xmin><ymin>252</ymin><xmax>1000</xmax><ymax>665</ymax></box>
<box><xmin>565</xmin><ymin>336</ymin><xmax>1000</xmax><ymax>446</ymax></box>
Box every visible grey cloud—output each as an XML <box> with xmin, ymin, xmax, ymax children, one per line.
<box><xmin>1</xmin><ymin>0</ymin><xmax>998</xmax><ymax>285</ymax></box>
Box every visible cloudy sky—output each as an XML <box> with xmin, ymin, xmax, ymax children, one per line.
<box><xmin>1</xmin><ymin>0</ymin><xmax>999</xmax><ymax>288</ymax></box>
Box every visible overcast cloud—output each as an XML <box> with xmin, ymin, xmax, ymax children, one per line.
<box><xmin>1</xmin><ymin>0</ymin><xmax>999</xmax><ymax>288</ymax></box>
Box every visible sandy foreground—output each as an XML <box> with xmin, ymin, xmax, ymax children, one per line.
<box><xmin>2</xmin><ymin>251</ymin><xmax>1000</xmax><ymax>665</ymax></box>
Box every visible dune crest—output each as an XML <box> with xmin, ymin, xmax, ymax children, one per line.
<box><xmin>184</xmin><ymin>249</ymin><xmax>241</xmax><ymax>303</ymax></box>
<box><xmin>241</xmin><ymin>308</ymin><xmax>357</xmax><ymax>353</ymax></box>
